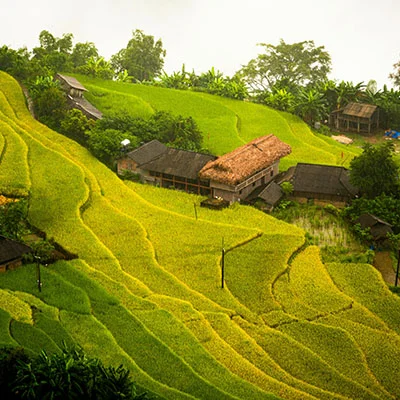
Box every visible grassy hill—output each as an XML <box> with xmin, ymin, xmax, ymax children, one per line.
<box><xmin>1</xmin><ymin>71</ymin><xmax>400</xmax><ymax>399</ymax></box>
<box><xmin>74</xmin><ymin>74</ymin><xmax>361</xmax><ymax>170</ymax></box>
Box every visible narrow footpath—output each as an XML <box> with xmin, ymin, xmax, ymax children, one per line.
<box><xmin>373</xmin><ymin>251</ymin><xmax>396</xmax><ymax>285</ymax></box>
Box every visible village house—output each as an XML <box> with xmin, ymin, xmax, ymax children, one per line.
<box><xmin>329</xmin><ymin>102</ymin><xmax>380</xmax><ymax>134</ymax></box>
<box><xmin>118</xmin><ymin>135</ymin><xmax>291</xmax><ymax>203</ymax></box>
<box><xmin>0</xmin><ymin>236</ymin><xmax>32</xmax><ymax>273</ymax></box>
<box><xmin>199</xmin><ymin>135</ymin><xmax>291</xmax><ymax>203</ymax></box>
<box><xmin>283</xmin><ymin>163</ymin><xmax>358</xmax><ymax>204</ymax></box>
<box><xmin>357</xmin><ymin>213</ymin><xmax>393</xmax><ymax>243</ymax></box>
<box><xmin>55</xmin><ymin>73</ymin><xmax>103</xmax><ymax>120</ymax></box>
<box><xmin>118</xmin><ymin>140</ymin><xmax>217</xmax><ymax>196</ymax></box>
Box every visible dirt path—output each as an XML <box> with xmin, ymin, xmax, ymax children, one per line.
<box><xmin>373</xmin><ymin>251</ymin><xmax>396</xmax><ymax>285</ymax></box>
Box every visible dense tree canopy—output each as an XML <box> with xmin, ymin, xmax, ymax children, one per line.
<box><xmin>349</xmin><ymin>142</ymin><xmax>400</xmax><ymax>198</ymax></box>
<box><xmin>240</xmin><ymin>39</ymin><xmax>331</xmax><ymax>93</ymax></box>
<box><xmin>111</xmin><ymin>29</ymin><xmax>166</xmax><ymax>82</ymax></box>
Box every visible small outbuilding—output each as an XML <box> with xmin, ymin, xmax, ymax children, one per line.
<box><xmin>55</xmin><ymin>73</ymin><xmax>102</xmax><ymax>120</ymax></box>
<box><xmin>330</xmin><ymin>102</ymin><xmax>379</xmax><ymax>134</ymax></box>
<box><xmin>286</xmin><ymin>163</ymin><xmax>358</xmax><ymax>204</ymax></box>
<box><xmin>357</xmin><ymin>213</ymin><xmax>393</xmax><ymax>242</ymax></box>
<box><xmin>0</xmin><ymin>236</ymin><xmax>32</xmax><ymax>273</ymax></box>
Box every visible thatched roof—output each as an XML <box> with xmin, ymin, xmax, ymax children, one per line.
<box><xmin>342</xmin><ymin>102</ymin><xmax>377</xmax><ymax>119</ymax></box>
<box><xmin>0</xmin><ymin>236</ymin><xmax>32</xmax><ymax>265</ymax></box>
<box><xmin>199</xmin><ymin>135</ymin><xmax>291</xmax><ymax>185</ymax></box>
<box><xmin>56</xmin><ymin>74</ymin><xmax>88</xmax><ymax>92</ymax></box>
<box><xmin>292</xmin><ymin>163</ymin><xmax>358</xmax><ymax>198</ymax></box>
<box><xmin>126</xmin><ymin>140</ymin><xmax>216</xmax><ymax>180</ymax></box>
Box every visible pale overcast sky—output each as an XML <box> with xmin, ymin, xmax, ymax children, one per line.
<box><xmin>2</xmin><ymin>0</ymin><xmax>400</xmax><ymax>88</ymax></box>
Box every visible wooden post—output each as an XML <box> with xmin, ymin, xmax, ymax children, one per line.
<box><xmin>35</xmin><ymin>255</ymin><xmax>42</xmax><ymax>292</ymax></box>
<box><xmin>193</xmin><ymin>202</ymin><xmax>198</xmax><ymax>220</ymax></box>
<box><xmin>395</xmin><ymin>249</ymin><xmax>400</xmax><ymax>287</ymax></box>
<box><xmin>221</xmin><ymin>237</ymin><xmax>225</xmax><ymax>289</ymax></box>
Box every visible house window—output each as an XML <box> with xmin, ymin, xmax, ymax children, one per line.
<box><xmin>270</xmin><ymin>170</ymin><xmax>274</xmax><ymax>177</ymax></box>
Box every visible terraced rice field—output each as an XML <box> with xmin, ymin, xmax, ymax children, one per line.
<box><xmin>75</xmin><ymin>74</ymin><xmax>361</xmax><ymax>170</ymax></box>
<box><xmin>0</xmin><ymin>71</ymin><xmax>399</xmax><ymax>399</ymax></box>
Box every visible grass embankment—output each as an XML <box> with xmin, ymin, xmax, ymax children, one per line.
<box><xmin>74</xmin><ymin>74</ymin><xmax>361</xmax><ymax>168</ymax></box>
<box><xmin>0</xmin><ymin>71</ymin><xmax>399</xmax><ymax>399</ymax></box>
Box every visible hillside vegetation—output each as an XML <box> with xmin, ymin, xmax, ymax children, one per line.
<box><xmin>74</xmin><ymin>74</ymin><xmax>361</xmax><ymax>170</ymax></box>
<box><xmin>1</xmin><ymin>71</ymin><xmax>400</xmax><ymax>399</ymax></box>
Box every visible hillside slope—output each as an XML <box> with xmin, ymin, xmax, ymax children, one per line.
<box><xmin>0</xmin><ymin>72</ymin><xmax>399</xmax><ymax>400</ymax></box>
<box><xmin>75</xmin><ymin>75</ymin><xmax>361</xmax><ymax>170</ymax></box>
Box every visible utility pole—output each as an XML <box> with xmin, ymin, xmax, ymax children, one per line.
<box><xmin>221</xmin><ymin>237</ymin><xmax>225</xmax><ymax>289</ymax></box>
<box><xmin>35</xmin><ymin>255</ymin><xmax>42</xmax><ymax>292</ymax></box>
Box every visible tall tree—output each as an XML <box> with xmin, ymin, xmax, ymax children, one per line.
<box><xmin>240</xmin><ymin>39</ymin><xmax>331</xmax><ymax>93</ymax></box>
<box><xmin>71</xmin><ymin>41</ymin><xmax>99</xmax><ymax>68</ymax></box>
<box><xmin>111</xmin><ymin>29</ymin><xmax>166</xmax><ymax>82</ymax></box>
<box><xmin>349</xmin><ymin>142</ymin><xmax>400</xmax><ymax>198</ymax></box>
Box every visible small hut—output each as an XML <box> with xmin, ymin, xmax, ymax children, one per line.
<box><xmin>330</xmin><ymin>102</ymin><xmax>379</xmax><ymax>133</ymax></box>
<box><xmin>357</xmin><ymin>214</ymin><xmax>393</xmax><ymax>242</ymax></box>
<box><xmin>0</xmin><ymin>236</ymin><xmax>32</xmax><ymax>272</ymax></box>
<box><xmin>55</xmin><ymin>74</ymin><xmax>102</xmax><ymax>120</ymax></box>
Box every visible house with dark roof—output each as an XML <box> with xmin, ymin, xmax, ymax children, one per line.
<box><xmin>329</xmin><ymin>102</ymin><xmax>380</xmax><ymax>133</ymax></box>
<box><xmin>199</xmin><ymin>135</ymin><xmax>291</xmax><ymax>203</ymax></box>
<box><xmin>0</xmin><ymin>236</ymin><xmax>32</xmax><ymax>272</ymax></box>
<box><xmin>117</xmin><ymin>140</ymin><xmax>217</xmax><ymax>195</ymax></box>
<box><xmin>245</xmin><ymin>181</ymin><xmax>284</xmax><ymax>210</ymax></box>
<box><xmin>55</xmin><ymin>73</ymin><xmax>103</xmax><ymax>120</ymax></box>
<box><xmin>285</xmin><ymin>163</ymin><xmax>358</xmax><ymax>204</ymax></box>
<box><xmin>357</xmin><ymin>214</ymin><xmax>393</xmax><ymax>242</ymax></box>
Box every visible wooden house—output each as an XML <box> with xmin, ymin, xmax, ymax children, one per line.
<box><xmin>199</xmin><ymin>135</ymin><xmax>291</xmax><ymax>203</ymax></box>
<box><xmin>0</xmin><ymin>236</ymin><xmax>32</xmax><ymax>273</ymax></box>
<box><xmin>357</xmin><ymin>213</ymin><xmax>393</xmax><ymax>242</ymax></box>
<box><xmin>118</xmin><ymin>140</ymin><xmax>217</xmax><ymax>196</ymax></box>
<box><xmin>286</xmin><ymin>163</ymin><xmax>358</xmax><ymax>204</ymax></box>
<box><xmin>55</xmin><ymin>73</ymin><xmax>88</xmax><ymax>98</ymax></box>
<box><xmin>330</xmin><ymin>102</ymin><xmax>379</xmax><ymax>133</ymax></box>
<box><xmin>55</xmin><ymin>73</ymin><xmax>102</xmax><ymax>120</ymax></box>
<box><xmin>245</xmin><ymin>181</ymin><xmax>284</xmax><ymax>210</ymax></box>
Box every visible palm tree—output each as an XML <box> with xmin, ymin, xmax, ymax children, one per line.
<box><xmin>294</xmin><ymin>88</ymin><xmax>327</xmax><ymax>125</ymax></box>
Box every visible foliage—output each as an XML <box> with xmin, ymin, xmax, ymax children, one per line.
<box><xmin>349</xmin><ymin>142</ymin><xmax>400</xmax><ymax>198</ymax></box>
<box><xmin>344</xmin><ymin>194</ymin><xmax>400</xmax><ymax>232</ymax></box>
<box><xmin>31</xmin><ymin>85</ymin><xmax>68</xmax><ymax>130</ymax></box>
<box><xmin>0</xmin><ymin>45</ymin><xmax>31</xmax><ymax>80</ymax></box>
<box><xmin>0</xmin><ymin>347</ymin><xmax>30</xmax><ymax>399</ymax></box>
<box><xmin>87</xmin><ymin>110</ymin><xmax>203</xmax><ymax>167</ymax></box>
<box><xmin>0</xmin><ymin>199</ymin><xmax>28</xmax><ymax>240</ymax></box>
<box><xmin>6</xmin><ymin>344</ymin><xmax>147</xmax><ymax>399</ymax></box>
<box><xmin>32</xmin><ymin>30</ymin><xmax>74</xmax><ymax>74</ymax></box>
<box><xmin>76</xmin><ymin>56</ymin><xmax>114</xmax><ymax>80</ymax></box>
<box><xmin>60</xmin><ymin>109</ymin><xmax>95</xmax><ymax>144</ymax></box>
<box><xmin>240</xmin><ymin>39</ymin><xmax>331</xmax><ymax>93</ymax></box>
<box><xmin>280</xmin><ymin>181</ymin><xmax>293</xmax><ymax>196</ymax></box>
<box><xmin>71</xmin><ymin>42</ymin><xmax>99</xmax><ymax>69</ymax></box>
<box><xmin>111</xmin><ymin>29</ymin><xmax>166</xmax><ymax>82</ymax></box>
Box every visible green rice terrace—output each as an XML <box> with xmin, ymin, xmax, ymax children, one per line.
<box><xmin>1</xmin><ymin>70</ymin><xmax>400</xmax><ymax>399</ymax></box>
